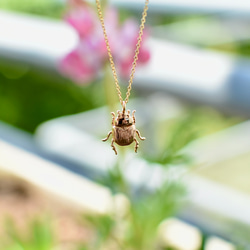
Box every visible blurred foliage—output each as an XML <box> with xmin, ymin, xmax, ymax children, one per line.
<box><xmin>0</xmin><ymin>0</ymin><xmax>64</xmax><ymax>18</ymax></box>
<box><xmin>148</xmin><ymin>111</ymin><xmax>199</xmax><ymax>166</ymax></box>
<box><xmin>210</xmin><ymin>40</ymin><xmax>250</xmax><ymax>57</ymax></box>
<box><xmin>2</xmin><ymin>217</ymin><xmax>54</xmax><ymax>250</ymax></box>
<box><xmin>99</xmin><ymin>161</ymin><xmax>128</xmax><ymax>195</ymax></box>
<box><xmin>236</xmin><ymin>41</ymin><xmax>250</xmax><ymax>57</ymax></box>
<box><xmin>85</xmin><ymin>214</ymin><xmax>116</xmax><ymax>249</ymax></box>
<box><xmin>0</xmin><ymin>61</ymin><xmax>106</xmax><ymax>133</ymax></box>
<box><xmin>226</xmin><ymin>223</ymin><xmax>250</xmax><ymax>250</ymax></box>
<box><xmin>2</xmin><ymin>213</ymin><xmax>244</xmax><ymax>250</ymax></box>
<box><xmin>145</xmin><ymin>107</ymin><xmax>241</xmax><ymax>166</ymax></box>
<box><xmin>2</xmin><ymin>217</ymin><xmax>88</xmax><ymax>250</ymax></box>
<box><xmin>85</xmin><ymin>181</ymin><xmax>185</xmax><ymax>250</ymax></box>
<box><xmin>126</xmin><ymin>182</ymin><xmax>185</xmax><ymax>250</ymax></box>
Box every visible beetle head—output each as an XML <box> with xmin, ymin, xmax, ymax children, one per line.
<box><xmin>116</xmin><ymin>110</ymin><xmax>133</xmax><ymax>126</ymax></box>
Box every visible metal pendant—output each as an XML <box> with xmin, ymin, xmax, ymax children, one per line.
<box><xmin>102</xmin><ymin>102</ymin><xmax>146</xmax><ymax>155</ymax></box>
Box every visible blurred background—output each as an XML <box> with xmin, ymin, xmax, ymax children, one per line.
<box><xmin>0</xmin><ymin>0</ymin><xmax>250</xmax><ymax>249</ymax></box>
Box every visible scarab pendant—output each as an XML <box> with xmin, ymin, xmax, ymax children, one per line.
<box><xmin>102</xmin><ymin>102</ymin><xmax>145</xmax><ymax>155</ymax></box>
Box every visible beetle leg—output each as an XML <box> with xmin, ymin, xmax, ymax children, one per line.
<box><xmin>111</xmin><ymin>138</ymin><xmax>117</xmax><ymax>155</ymax></box>
<box><xmin>134</xmin><ymin>138</ymin><xmax>139</xmax><ymax>153</ymax></box>
<box><xmin>136</xmin><ymin>129</ymin><xmax>146</xmax><ymax>141</ymax></box>
<box><xmin>102</xmin><ymin>131</ymin><xmax>112</xmax><ymax>142</ymax></box>
<box><xmin>111</xmin><ymin>112</ymin><xmax>116</xmax><ymax>126</ymax></box>
<box><xmin>132</xmin><ymin>110</ymin><xmax>136</xmax><ymax>124</ymax></box>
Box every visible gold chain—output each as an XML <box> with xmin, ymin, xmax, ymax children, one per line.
<box><xmin>96</xmin><ymin>0</ymin><xmax>149</xmax><ymax>105</ymax></box>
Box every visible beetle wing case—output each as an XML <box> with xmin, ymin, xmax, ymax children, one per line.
<box><xmin>113</xmin><ymin>125</ymin><xmax>135</xmax><ymax>146</ymax></box>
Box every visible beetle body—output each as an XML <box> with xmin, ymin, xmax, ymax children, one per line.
<box><xmin>113</xmin><ymin>124</ymin><xmax>135</xmax><ymax>146</ymax></box>
<box><xmin>102</xmin><ymin>108</ymin><xmax>145</xmax><ymax>155</ymax></box>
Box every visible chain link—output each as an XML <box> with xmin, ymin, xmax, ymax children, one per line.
<box><xmin>96</xmin><ymin>0</ymin><xmax>149</xmax><ymax>105</ymax></box>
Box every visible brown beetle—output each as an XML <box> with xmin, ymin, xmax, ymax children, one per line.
<box><xmin>102</xmin><ymin>103</ymin><xmax>145</xmax><ymax>155</ymax></box>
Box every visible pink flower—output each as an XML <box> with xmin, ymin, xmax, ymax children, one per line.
<box><xmin>66</xmin><ymin>9</ymin><xmax>95</xmax><ymax>38</ymax></box>
<box><xmin>59</xmin><ymin>1</ymin><xmax>150</xmax><ymax>85</ymax></box>
<box><xmin>114</xmin><ymin>19</ymin><xmax>151</xmax><ymax>78</ymax></box>
<box><xmin>59</xmin><ymin>49</ymin><xmax>96</xmax><ymax>83</ymax></box>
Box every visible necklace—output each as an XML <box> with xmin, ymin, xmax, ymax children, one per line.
<box><xmin>96</xmin><ymin>0</ymin><xmax>149</xmax><ymax>155</ymax></box>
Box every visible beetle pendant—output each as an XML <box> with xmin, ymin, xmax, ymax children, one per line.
<box><xmin>102</xmin><ymin>103</ymin><xmax>145</xmax><ymax>155</ymax></box>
